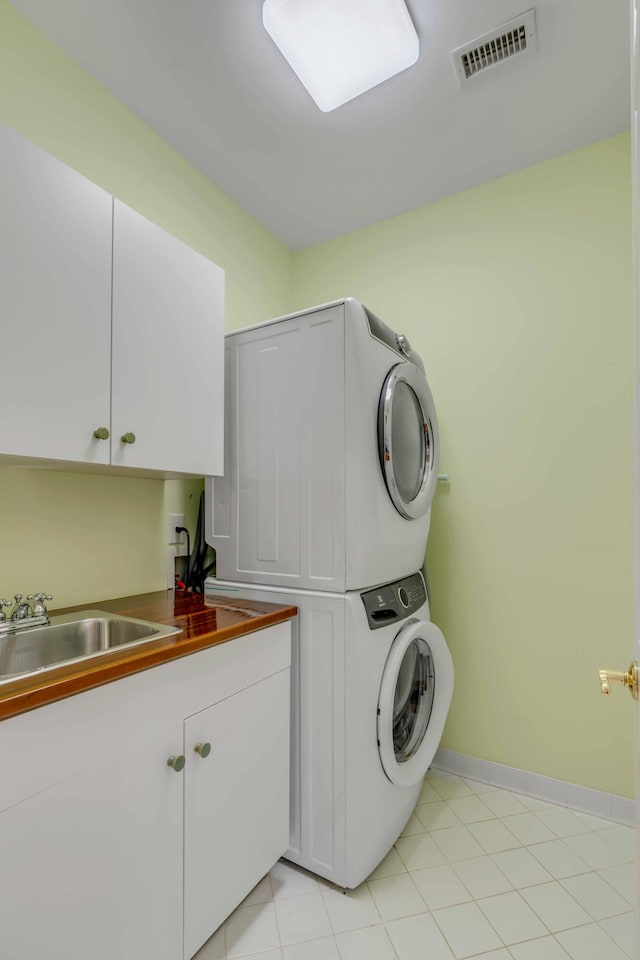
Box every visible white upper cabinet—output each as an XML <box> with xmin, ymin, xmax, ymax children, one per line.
<box><xmin>0</xmin><ymin>124</ymin><xmax>225</xmax><ymax>476</ymax></box>
<box><xmin>112</xmin><ymin>201</ymin><xmax>224</xmax><ymax>475</ymax></box>
<box><xmin>0</xmin><ymin>124</ymin><xmax>113</xmax><ymax>465</ymax></box>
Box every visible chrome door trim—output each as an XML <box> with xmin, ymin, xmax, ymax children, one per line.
<box><xmin>378</xmin><ymin>362</ymin><xmax>439</xmax><ymax>520</ymax></box>
<box><xmin>377</xmin><ymin>617</ymin><xmax>454</xmax><ymax>788</ymax></box>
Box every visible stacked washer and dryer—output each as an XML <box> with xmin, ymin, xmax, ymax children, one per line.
<box><xmin>205</xmin><ymin>298</ymin><xmax>454</xmax><ymax>889</ymax></box>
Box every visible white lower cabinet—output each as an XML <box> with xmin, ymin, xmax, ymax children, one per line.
<box><xmin>0</xmin><ymin>623</ymin><xmax>290</xmax><ymax>960</ymax></box>
<box><xmin>184</xmin><ymin>669</ymin><xmax>290</xmax><ymax>959</ymax></box>
<box><xmin>0</xmin><ymin>720</ymin><xmax>184</xmax><ymax>960</ymax></box>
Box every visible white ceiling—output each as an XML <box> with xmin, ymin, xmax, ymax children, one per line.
<box><xmin>10</xmin><ymin>0</ymin><xmax>631</xmax><ymax>250</ymax></box>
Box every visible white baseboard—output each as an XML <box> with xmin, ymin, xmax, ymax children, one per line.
<box><xmin>432</xmin><ymin>749</ymin><xmax>636</xmax><ymax>827</ymax></box>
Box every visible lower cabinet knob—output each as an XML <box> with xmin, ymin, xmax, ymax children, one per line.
<box><xmin>194</xmin><ymin>742</ymin><xmax>211</xmax><ymax>758</ymax></box>
<box><xmin>167</xmin><ymin>754</ymin><xmax>186</xmax><ymax>772</ymax></box>
<box><xmin>121</xmin><ymin>432</ymin><xmax>136</xmax><ymax>445</ymax></box>
<box><xmin>93</xmin><ymin>427</ymin><xmax>110</xmax><ymax>440</ymax></box>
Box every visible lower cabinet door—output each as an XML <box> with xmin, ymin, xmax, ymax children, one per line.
<box><xmin>183</xmin><ymin>669</ymin><xmax>290</xmax><ymax>960</ymax></box>
<box><xmin>0</xmin><ymin>723</ymin><xmax>184</xmax><ymax>960</ymax></box>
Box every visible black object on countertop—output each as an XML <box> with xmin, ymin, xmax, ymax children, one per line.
<box><xmin>186</xmin><ymin>491</ymin><xmax>215</xmax><ymax>593</ymax></box>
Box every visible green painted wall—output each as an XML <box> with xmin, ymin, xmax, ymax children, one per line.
<box><xmin>0</xmin><ymin>2</ymin><xmax>633</xmax><ymax>798</ymax></box>
<box><xmin>292</xmin><ymin>135</ymin><xmax>634</xmax><ymax>798</ymax></box>
<box><xmin>0</xmin><ymin>1</ymin><xmax>292</xmax><ymax>607</ymax></box>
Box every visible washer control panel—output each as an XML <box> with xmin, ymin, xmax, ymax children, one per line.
<box><xmin>361</xmin><ymin>573</ymin><xmax>427</xmax><ymax>630</ymax></box>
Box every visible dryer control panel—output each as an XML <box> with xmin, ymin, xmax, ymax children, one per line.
<box><xmin>361</xmin><ymin>573</ymin><xmax>427</xmax><ymax>630</ymax></box>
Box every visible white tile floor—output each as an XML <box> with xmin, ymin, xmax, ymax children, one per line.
<box><xmin>194</xmin><ymin>770</ymin><xmax>637</xmax><ymax>960</ymax></box>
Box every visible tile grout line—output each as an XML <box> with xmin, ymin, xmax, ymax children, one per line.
<box><xmin>596</xmin><ymin>914</ymin><xmax>637</xmax><ymax>959</ymax></box>
<box><xmin>318</xmin><ymin>869</ymin><xmax>384</xmax><ymax>960</ymax></box>
<box><xmin>269</xmin><ymin>874</ymin><xmax>284</xmax><ymax>958</ymax></box>
<box><xmin>371</xmin><ymin>840</ymin><xmax>508</xmax><ymax>959</ymax></box>
<box><xmin>594</xmin><ymin>868</ymin><xmax>637</xmax><ymax>909</ymax></box>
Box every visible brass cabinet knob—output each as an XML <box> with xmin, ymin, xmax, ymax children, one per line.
<box><xmin>194</xmin><ymin>742</ymin><xmax>211</xmax><ymax>759</ymax></box>
<box><xmin>93</xmin><ymin>427</ymin><xmax>110</xmax><ymax>440</ymax></box>
<box><xmin>599</xmin><ymin>661</ymin><xmax>638</xmax><ymax>700</ymax></box>
<box><xmin>121</xmin><ymin>432</ymin><xmax>136</xmax><ymax>444</ymax></box>
<box><xmin>167</xmin><ymin>754</ymin><xmax>186</xmax><ymax>772</ymax></box>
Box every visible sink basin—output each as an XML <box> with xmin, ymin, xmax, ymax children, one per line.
<box><xmin>0</xmin><ymin>610</ymin><xmax>182</xmax><ymax>683</ymax></box>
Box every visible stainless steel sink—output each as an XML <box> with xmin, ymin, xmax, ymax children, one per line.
<box><xmin>0</xmin><ymin>610</ymin><xmax>182</xmax><ymax>683</ymax></box>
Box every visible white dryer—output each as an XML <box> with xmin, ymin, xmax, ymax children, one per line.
<box><xmin>206</xmin><ymin>298</ymin><xmax>439</xmax><ymax>592</ymax></box>
<box><xmin>205</xmin><ymin>572</ymin><xmax>454</xmax><ymax>889</ymax></box>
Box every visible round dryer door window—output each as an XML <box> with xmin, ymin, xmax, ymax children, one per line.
<box><xmin>377</xmin><ymin>619</ymin><xmax>454</xmax><ymax>788</ymax></box>
<box><xmin>378</xmin><ymin>363</ymin><xmax>439</xmax><ymax>520</ymax></box>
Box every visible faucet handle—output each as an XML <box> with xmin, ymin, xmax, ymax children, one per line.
<box><xmin>28</xmin><ymin>593</ymin><xmax>52</xmax><ymax>617</ymax></box>
<box><xmin>0</xmin><ymin>599</ymin><xmax>11</xmax><ymax>624</ymax></box>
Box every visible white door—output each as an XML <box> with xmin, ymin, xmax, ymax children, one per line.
<box><xmin>183</xmin><ymin>669</ymin><xmax>290</xmax><ymax>960</ymax></box>
<box><xmin>634</xmin><ymin>0</ymin><xmax>640</xmax><ymax>953</ymax></box>
<box><xmin>0</xmin><ymin>124</ymin><xmax>112</xmax><ymax>464</ymax></box>
<box><xmin>377</xmin><ymin>619</ymin><xmax>454</xmax><ymax>788</ymax></box>
<box><xmin>111</xmin><ymin>200</ymin><xmax>225</xmax><ymax>475</ymax></box>
<box><xmin>378</xmin><ymin>362</ymin><xmax>439</xmax><ymax>519</ymax></box>
<box><xmin>0</xmin><ymin>721</ymin><xmax>184</xmax><ymax>960</ymax></box>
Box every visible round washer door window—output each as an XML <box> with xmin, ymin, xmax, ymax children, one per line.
<box><xmin>377</xmin><ymin>619</ymin><xmax>454</xmax><ymax>788</ymax></box>
<box><xmin>378</xmin><ymin>363</ymin><xmax>439</xmax><ymax>520</ymax></box>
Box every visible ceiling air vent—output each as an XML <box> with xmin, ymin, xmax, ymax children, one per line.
<box><xmin>451</xmin><ymin>9</ymin><xmax>537</xmax><ymax>86</ymax></box>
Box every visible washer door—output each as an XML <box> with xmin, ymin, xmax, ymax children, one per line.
<box><xmin>378</xmin><ymin>619</ymin><xmax>454</xmax><ymax>788</ymax></box>
<box><xmin>378</xmin><ymin>363</ymin><xmax>439</xmax><ymax>520</ymax></box>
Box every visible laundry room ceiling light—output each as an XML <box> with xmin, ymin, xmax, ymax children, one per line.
<box><xmin>262</xmin><ymin>0</ymin><xmax>420</xmax><ymax>113</ymax></box>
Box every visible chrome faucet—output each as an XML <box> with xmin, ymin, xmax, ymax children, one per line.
<box><xmin>10</xmin><ymin>594</ymin><xmax>31</xmax><ymax>621</ymax></box>
<box><xmin>0</xmin><ymin>592</ymin><xmax>53</xmax><ymax>636</ymax></box>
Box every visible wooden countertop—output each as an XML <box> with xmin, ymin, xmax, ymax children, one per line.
<box><xmin>0</xmin><ymin>590</ymin><xmax>297</xmax><ymax>722</ymax></box>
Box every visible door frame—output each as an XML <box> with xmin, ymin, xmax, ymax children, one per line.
<box><xmin>631</xmin><ymin>0</ymin><xmax>639</xmax><ymax>953</ymax></box>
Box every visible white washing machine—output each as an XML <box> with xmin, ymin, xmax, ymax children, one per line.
<box><xmin>206</xmin><ymin>298</ymin><xmax>439</xmax><ymax>592</ymax></box>
<box><xmin>205</xmin><ymin>572</ymin><xmax>454</xmax><ymax>889</ymax></box>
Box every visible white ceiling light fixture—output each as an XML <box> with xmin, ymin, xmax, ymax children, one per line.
<box><xmin>262</xmin><ymin>0</ymin><xmax>420</xmax><ymax>113</ymax></box>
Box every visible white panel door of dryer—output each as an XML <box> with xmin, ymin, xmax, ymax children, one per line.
<box><xmin>378</xmin><ymin>619</ymin><xmax>454</xmax><ymax>787</ymax></box>
<box><xmin>378</xmin><ymin>362</ymin><xmax>439</xmax><ymax>520</ymax></box>
<box><xmin>226</xmin><ymin>304</ymin><xmax>346</xmax><ymax>588</ymax></box>
<box><xmin>235</xmin><ymin>326</ymin><xmax>302</xmax><ymax>577</ymax></box>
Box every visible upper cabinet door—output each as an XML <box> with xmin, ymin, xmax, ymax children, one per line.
<box><xmin>111</xmin><ymin>200</ymin><xmax>225</xmax><ymax>475</ymax></box>
<box><xmin>0</xmin><ymin>125</ymin><xmax>112</xmax><ymax>464</ymax></box>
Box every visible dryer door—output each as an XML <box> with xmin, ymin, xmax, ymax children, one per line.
<box><xmin>377</xmin><ymin>619</ymin><xmax>453</xmax><ymax>788</ymax></box>
<box><xmin>378</xmin><ymin>363</ymin><xmax>439</xmax><ymax>520</ymax></box>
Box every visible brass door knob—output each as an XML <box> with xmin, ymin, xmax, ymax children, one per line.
<box><xmin>121</xmin><ymin>432</ymin><xmax>136</xmax><ymax>444</ymax></box>
<box><xmin>599</xmin><ymin>661</ymin><xmax>639</xmax><ymax>700</ymax></box>
<box><xmin>167</xmin><ymin>754</ymin><xmax>186</xmax><ymax>772</ymax></box>
<box><xmin>194</xmin><ymin>742</ymin><xmax>211</xmax><ymax>759</ymax></box>
<box><xmin>93</xmin><ymin>427</ymin><xmax>110</xmax><ymax>440</ymax></box>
